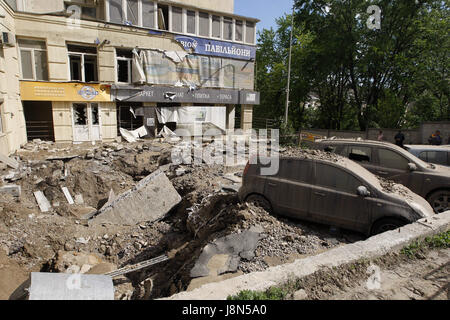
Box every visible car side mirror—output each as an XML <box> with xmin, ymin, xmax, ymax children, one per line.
<box><xmin>357</xmin><ymin>186</ymin><xmax>370</xmax><ymax>197</ymax></box>
<box><xmin>408</xmin><ymin>163</ymin><xmax>417</xmax><ymax>171</ymax></box>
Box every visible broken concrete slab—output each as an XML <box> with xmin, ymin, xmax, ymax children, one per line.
<box><xmin>46</xmin><ymin>155</ymin><xmax>79</xmax><ymax>161</ymax></box>
<box><xmin>89</xmin><ymin>170</ymin><xmax>182</xmax><ymax>226</ymax></box>
<box><xmin>74</xmin><ymin>194</ymin><xmax>84</xmax><ymax>205</ymax></box>
<box><xmin>0</xmin><ymin>152</ymin><xmax>19</xmax><ymax>169</ymax></box>
<box><xmin>28</xmin><ymin>272</ymin><xmax>114</xmax><ymax>300</ymax></box>
<box><xmin>0</xmin><ymin>184</ymin><xmax>21</xmax><ymax>197</ymax></box>
<box><xmin>190</xmin><ymin>226</ymin><xmax>263</xmax><ymax>278</ymax></box>
<box><xmin>33</xmin><ymin>191</ymin><xmax>52</xmax><ymax>212</ymax></box>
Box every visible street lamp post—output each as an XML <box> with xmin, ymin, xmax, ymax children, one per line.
<box><xmin>285</xmin><ymin>6</ymin><xmax>294</xmax><ymax>125</ymax></box>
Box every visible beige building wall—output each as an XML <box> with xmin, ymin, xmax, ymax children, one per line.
<box><xmin>169</xmin><ymin>0</ymin><xmax>234</xmax><ymax>14</ymax></box>
<box><xmin>0</xmin><ymin>1</ymin><xmax>27</xmax><ymax>155</ymax></box>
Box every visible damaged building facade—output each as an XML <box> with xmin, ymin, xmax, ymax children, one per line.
<box><xmin>0</xmin><ymin>0</ymin><xmax>259</xmax><ymax>152</ymax></box>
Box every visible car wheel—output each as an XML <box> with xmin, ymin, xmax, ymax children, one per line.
<box><xmin>427</xmin><ymin>190</ymin><xmax>450</xmax><ymax>214</ymax></box>
<box><xmin>371</xmin><ymin>218</ymin><xmax>406</xmax><ymax>236</ymax></box>
<box><xmin>245</xmin><ymin>194</ymin><xmax>273</xmax><ymax>214</ymax></box>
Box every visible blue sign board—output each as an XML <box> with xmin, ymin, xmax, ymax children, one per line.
<box><xmin>174</xmin><ymin>35</ymin><xmax>256</xmax><ymax>61</ymax></box>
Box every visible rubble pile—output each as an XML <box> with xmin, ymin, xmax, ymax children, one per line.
<box><xmin>0</xmin><ymin>138</ymin><xmax>361</xmax><ymax>300</ymax></box>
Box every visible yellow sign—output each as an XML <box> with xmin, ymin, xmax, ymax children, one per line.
<box><xmin>20</xmin><ymin>81</ymin><xmax>111</xmax><ymax>102</ymax></box>
<box><xmin>300</xmin><ymin>131</ymin><xmax>324</xmax><ymax>142</ymax></box>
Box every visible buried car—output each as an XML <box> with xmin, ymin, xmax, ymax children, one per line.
<box><xmin>238</xmin><ymin>151</ymin><xmax>434</xmax><ymax>236</ymax></box>
<box><xmin>314</xmin><ymin>139</ymin><xmax>450</xmax><ymax>213</ymax></box>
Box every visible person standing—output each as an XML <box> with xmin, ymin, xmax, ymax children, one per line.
<box><xmin>377</xmin><ymin>130</ymin><xmax>384</xmax><ymax>141</ymax></box>
<box><xmin>428</xmin><ymin>130</ymin><xmax>442</xmax><ymax>145</ymax></box>
<box><xmin>394</xmin><ymin>130</ymin><xmax>405</xmax><ymax>148</ymax></box>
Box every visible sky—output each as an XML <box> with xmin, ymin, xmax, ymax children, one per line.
<box><xmin>234</xmin><ymin>0</ymin><xmax>294</xmax><ymax>33</ymax></box>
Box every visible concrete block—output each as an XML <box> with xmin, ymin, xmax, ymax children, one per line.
<box><xmin>0</xmin><ymin>184</ymin><xmax>21</xmax><ymax>197</ymax></box>
<box><xmin>33</xmin><ymin>191</ymin><xmax>52</xmax><ymax>212</ymax></box>
<box><xmin>90</xmin><ymin>170</ymin><xmax>181</xmax><ymax>226</ymax></box>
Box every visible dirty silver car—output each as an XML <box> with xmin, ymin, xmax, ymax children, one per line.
<box><xmin>314</xmin><ymin>139</ymin><xmax>450</xmax><ymax>213</ymax></box>
<box><xmin>238</xmin><ymin>153</ymin><xmax>434</xmax><ymax>236</ymax></box>
<box><xmin>404</xmin><ymin>145</ymin><xmax>450</xmax><ymax>167</ymax></box>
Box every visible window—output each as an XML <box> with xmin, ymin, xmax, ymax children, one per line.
<box><xmin>68</xmin><ymin>45</ymin><xmax>98</xmax><ymax>82</ymax></box>
<box><xmin>419</xmin><ymin>151</ymin><xmax>448</xmax><ymax>166</ymax></box>
<box><xmin>73</xmin><ymin>104</ymin><xmax>88</xmax><ymax>125</ymax></box>
<box><xmin>223</xmin><ymin>17</ymin><xmax>233</xmax><ymax>40</ymax></box>
<box><xmin>235</xmin><ymin>20</ymin><xmax>243</xmax><ymax>42</ymax></box>
<box><xmin>142</xmin><ymin>0</ymin><xmax>155</xmax><ymax>28</ymax></box>
<box><xmin>315</xmin><ymin>163</ymin><xmax>362</xmax><ymax>193</ymax></box>
<box><xmin>378</xmin><ymin>149</ymin><xmax>409</xmax><ymax>170</ymax></box>
<box><xmin>212</xmin><ymin>15</ymin><xmax>221</xmax><ymax>38</ymax></box>
<box><xmin>348</xmin><ymin>146</ymin><xmax>372</xmax><ymax>163</ymax></box>
<box><xmin>246</xmin><ymin>21</ymin><xmax>255</xmax><ymax>44</ymax></box>
<box><xmin>171</xmin><ymin>6</ymin><xmax>183</xmax><ymax>33</ymax></box>
<box><xmin>109</xmin><ymin>0</ymin><xmax>123</xmax><ymax>23</ymax></box>
<box><xmin>126</xmin><ymin>0</ymin><xmax>139</xmax><ymax>25</ymax></box>
<box><xmin>18</xmin><ymin>39</ymin><xmax>49</xmax><ymax>81</ymax></box>
<box><xmin>116</xmin><ymin>49</ymin><xmax>133</xmax><ymax>84</ymax></box>
<box><xmin>65</xmin><ymin>3</ymin><xmax>97</xmax><ymax>20</ymax></box>
<box><xmin>187</xmin><ymin>10</ymin><xmax>196</xmax><ymax>34</ymax></box>
<box><xmin>278</xmin><ymin>159</ymin><xmax>313</xmax><ymax>183</ymax></box>
<box><xmin>91</xmin><ymin>104</ymin><xmax>99</xmax><ymax>125</ymax></box>
<box><xmin>158</xmin><ymin>4</ymin><xmax>169</xmax><ymax>30</ymax></box>
<box><xmin>199</xmin><ymin>12</ymin><xmax>209</xmax><ymax>37</ymax></box>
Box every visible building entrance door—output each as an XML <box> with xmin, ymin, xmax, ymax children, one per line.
<box><xmin>72</xmin><ymin>103</ymin><xmax>102</xmax><ymax>142</ymax></box>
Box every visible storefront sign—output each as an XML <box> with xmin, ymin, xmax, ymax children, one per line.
<box><xmin>174</xmin><ymin>35</ymin><xmax>256</xmax><ymax>61</ymax></box>
<box><xmin>20</xmin><ymin>82</ymin><xmax>111</xmax><ymax>102</ymax></box>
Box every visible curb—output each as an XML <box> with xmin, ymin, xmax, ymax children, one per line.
<box><xmin>164</xmin><ymin>211</ymin><xmax>450</xmax><ymax>300</ymax></box>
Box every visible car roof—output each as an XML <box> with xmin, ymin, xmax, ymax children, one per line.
<box><xmin>405</xmin><ymin>145</ymin><xmax>450</xmax><ymax>152</ymax></box>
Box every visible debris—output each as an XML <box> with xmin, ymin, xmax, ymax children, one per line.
<box><xmin>33</xmin><ymin>191</ymin><xmax>52</xmax><ymax>212</ymax></box>
<box><xmin>120</xmin><ymin>126</ymin><xmax>148</xmax><ymax>143</ymax></box>
<box><xmin>27</xmin><ymin>272</ymin><xmax>114</xmax><ymax>300</ymax></box>
<box><xmin>0</xmin><ymin>152</ymin><xmax>19</xmax><ymax>169</ymax></box>
<box><xmin>61</xmin><ymin>187</ymin><xmax>74</xmax><ymax>205</ymax></box>
<box><xmin>46</xmin><ymin>155</ymin><xmax>79</xmax><ymax>161</ymax></box>
<box><xmin>74</xmin><ymin>194</ymin><xmax>84</xmax><ymax>205</ymax></box>
<box><xmin>0</xmin><ymin>184</ymin><xmax>21</xmax><ymax>197</ymax></box>
<box><xmin>104</xmin><ymin>255</ymin><xmax>169</xmax><ymax>278</ymax></box>
<box><xmin>89</xmin><ymin>170</ymin><xmax>182</xmax><ymax>226</ymax></box>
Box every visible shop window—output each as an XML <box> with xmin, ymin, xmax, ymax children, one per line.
<box><xmin>171</xmin><ymin>6</ymin><xmax>183</xmax><ymax>33</ymax></box>
<box><xmin>142</xmin><ymin>0</ymin><xmax>155</xmax><ymax>28</ymax></box>
<box><xmin>235</xmin><ymin>20</ymin><xmax>243</xmax><ymax>41</ymax></box>
<box><xmin>68</xmin><ymin>45</ymin><xmax>98</xmax><ymax>82</ymax></box>
<box><xmin>158</xmin><ymin>4</ymin><xmax>169</xmax><ymax>30</ymax></box>
<box><xmin>73</xmin><ymin>104</ymin><xmax>88</xmax><ymax>125</ymax></box>
<box><xmin>212</xmin><ymin>15</ymin><xmax>221</xmax><ymax>38</ymax></box>
<box><xmin>199</xmin><ymin>12</ymin><xmax>209</xmax><ymax>37</ymax></box>
<box><xmin>187</xmin><ymin>10</ymin><xmax>196</xmax><ymax>34</ymax></box>
<box><xmin>116</xmin><ymin>49</ymin><xmax>133</xmax><ymax>84</ymax></box>
<box><xmin>18</xmin><ymin>39</ymin><xmax>49</xmax><ymax>81</ymax></box>
<box><xmin>246</xmin><ymin>21</ymin><xmax>255</xmax><ymax>44</ymax></box>
<box><xmin>91</xmin><ymin>104</ymin><xmax>100</xmax><ymax>125</ymax></box>
<box><xmin>223</xmin><ymin>17</ymin><xmax>233</xmax><ymax>40</ymax></box>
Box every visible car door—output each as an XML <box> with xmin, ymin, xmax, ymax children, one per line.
<box><xmin>373</xmin><ymin>147</ymin><xmax>423</xmax><ymax>194</ymax></box>
<box><xmin>309</xmin><ymin>162</ymin><xmax>371</xmax><ymax>230</ymax></box>
<box><xmin>266</xmin><ymin>158</ymin><xmax>312</xmax><ymax>218</ymax></box>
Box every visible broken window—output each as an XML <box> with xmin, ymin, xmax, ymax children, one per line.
<box><xmin>65</xmin><ymin>3</ymin><xmax>97</xmax><ymax>20</ymax></box>
<box><xmin>235</xmin><ymin>20</ymin><xmax>243</xmax><ymax>41</ymax></box>
<box><xmin>18</xmin><ymin>39</ymin><xmax>49</xmax><ymax>81</ymax></box>
<box><xmin>187</xmin><ymin>10</ymin><xmax>196</xmax><ymax>34</ymax></box>
<box><xmin>91</xmin><ymin>104</ymin><xmax>99</xmax><ymax>125</ymax></box>
<box><xmin>68</xmin><ymin>45</ymin><xmax>98</xmax><ymax>82</ymax></box>
<box><xmin>223</xmin><ymin>17</ymin><xmax>233</xmax><ymax>40</ymax></box>
<box><xmin>171</xmin><ymin>6</ymin><xmax>183</xmax><ymax>33</ymax></box>
<box><xmin>109</xmin><ymin>0</ymin><xmax>123</xmax><ymax>23</ymax></box>
<box><xmin>348</xmin><ymin>146</ymin><xmax>372</xmax><ymax>163</ymax></box>
<box><xmin>199</xmin><ymin>12</ymin><xmax>209</xmax><ymax>37</ymax></box>
<box><xmin>127</xmin><ymin>0</ymin><xmax>139</xmax><ymax>25</ymax></box>
<box><xmin>73</xmin><ymin>104</ymin><xmax>88</xmax><ymax>125</ymax></box>
<box><xmin>157</xmin><ymin>4</ymin><xmax>169</xmax><ymax>30</ymax></box>
<box><xmin>142</xmin><ymin>0</ymin><xmax>155</xmax><ymax>28</ymax></box>
<box><xmin>212</xmin><ymin>15</ymin><xmax>221</xmax><ymax>38</ymax></box>
<box><xmin>116</xmin><ymin>49</ymin><xmax>133</xmax><ymax>83</ymax></box>
<box><xmin>246</xmin><ymin>21</ymin><xmax>255</xmax><ymax>44</ymax></box>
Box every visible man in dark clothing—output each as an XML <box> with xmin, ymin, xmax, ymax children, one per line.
<box><xmin>428</xmin><ymin>130</ymin><xmax>442</xmax><ymax>145</ymax></box>
<box><xmin>394</xmin><ymin>130</ymin><xmax>405</xmax><ymax>148</ymax></box>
